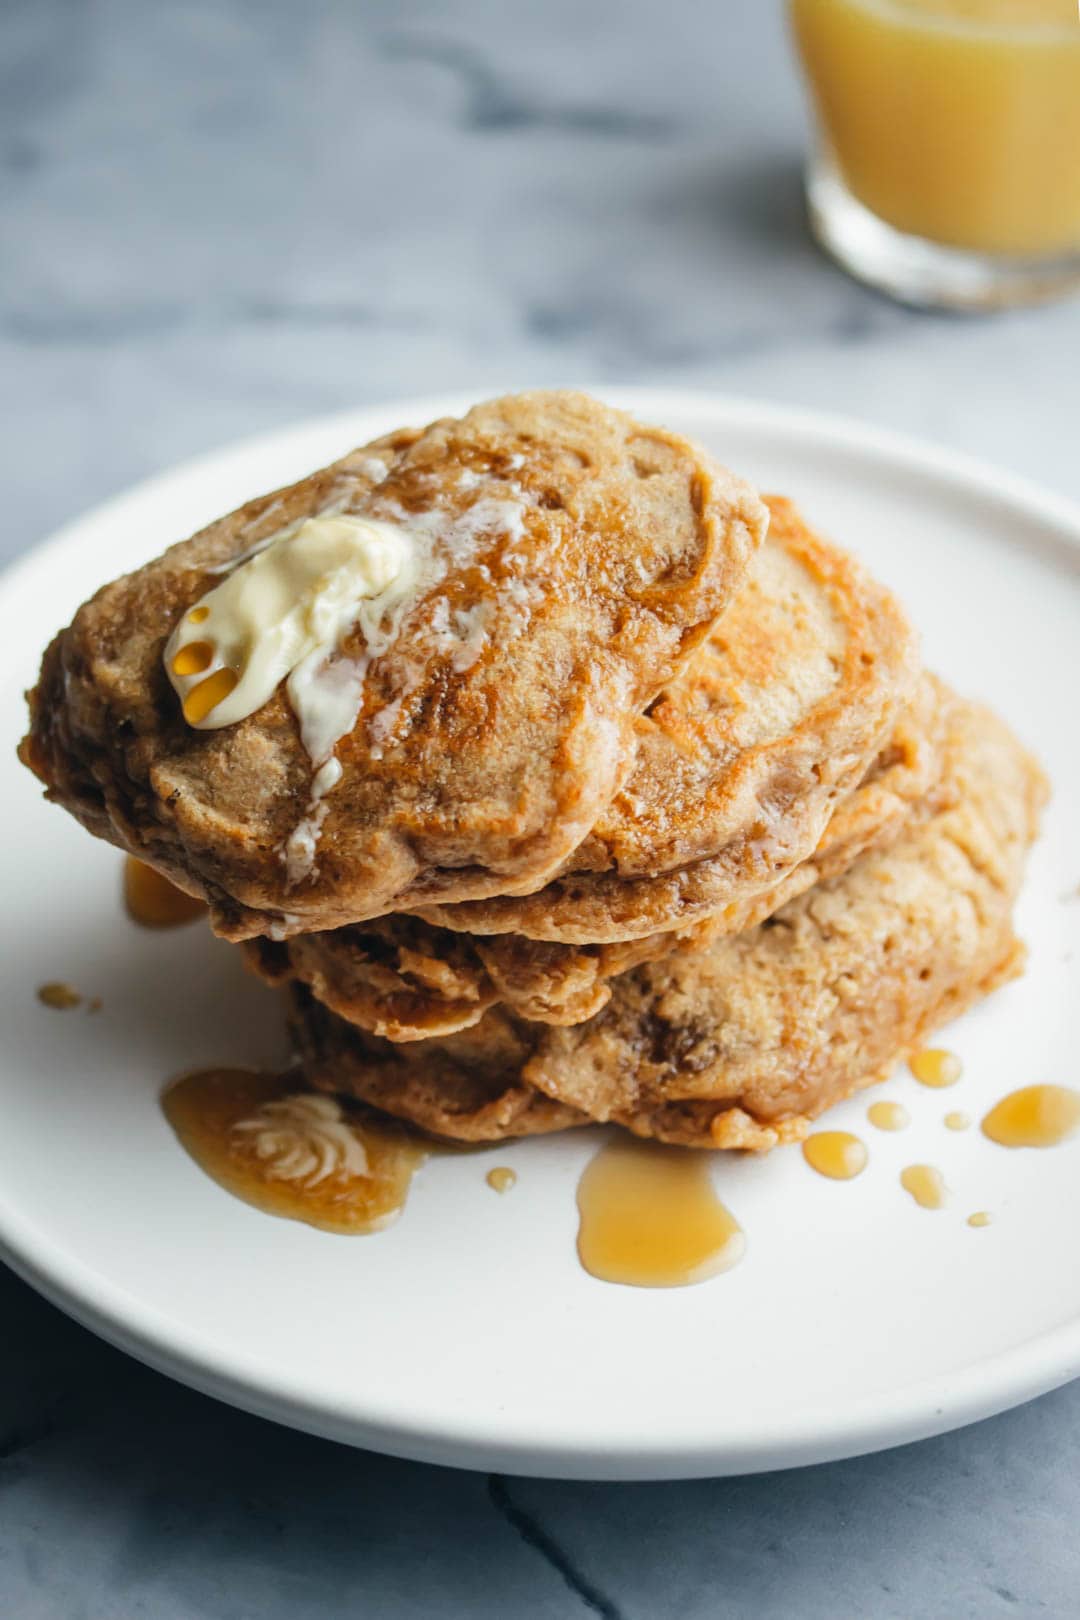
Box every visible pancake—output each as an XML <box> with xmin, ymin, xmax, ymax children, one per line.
<box><xmin>248</xmin><ymin>914</ymin><xmax>717</xmax><ymax>1040</ymax></box>
<box><xmin>247</xmin><ymin>675</ymin><xmax>947</xmax><ymax>1040</ymax></box>
<box><xmin>414</xmin><ymin>496</ymin><xmax>919</xmax><ymax>945</ymax></box>
<box><xmin>20</xmin><ymin>392</ymin><xmax>766</xmax><ymax>941</ymax></box>
<box><xmin>289</xmin><ymin>692</ymin><xmax>1046</xmax><ymax>1148</ymax></box>
<box><xmin>287</xmin><ymin>993</ymin><xmax>588</xmax><ymax>1143</ymax></box>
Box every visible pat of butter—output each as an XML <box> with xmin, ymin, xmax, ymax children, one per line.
<box><xmin>165</xmin><ymin>514</ymin><xmax>415</xmax><ymax>730</ymax></box>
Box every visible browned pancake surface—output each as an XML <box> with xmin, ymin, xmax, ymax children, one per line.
<box><xmin>289</xmin><ymin>991</ymin><xmax>587</xmax><ymax>1142</ymax></box>
<box><xmin>248</xmin><ymin>676</ymin><xmax>947</xmax><ymax>1040</ymax></box>
<box><xmin>290</xmin><ymin>693</ymin><xmax>1045</xmax><ymax>1148</ymax></box>
<box><xmin>21</xmin><ymin>392</ymin><xmax>766</xmax><ymax>939</ymax></box>
<box><xmin>415</xmin><ymin>497</ymin><xmax>919</xmax><ymax>944</ymax></box>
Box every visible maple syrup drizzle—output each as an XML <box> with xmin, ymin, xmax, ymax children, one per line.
<box><xmin>867</xmin><ymin>1100</ymin><xmax>909</xmax><ymax>1132</ymax></box>
<box><xmin>171</xmin><ymin>640</ymin><xmax>215</xmax><ymax>677</ymax></box>
<box><xmin>802</xmin><ymin>1131</ymin><xmax>868</xmax><ymax>1180</ymax></box>
<box><xmin>183</xmin><ymin>667</ymin><xmax>239</xmax><ymax>725</ymax></box>
<box><xmin>36</xmin><ymin>981</ymin><xmax>82</xmax><ymax>1010</ymax></box>
<box><xmin>909</xmin><ymin>1048</ymin><xmax>962</xmax><ymax>1089</ymax></box>
<box><xmin>162</xmin><ymin>1068</ymin><xmax>426</xmax><ymax>1234</ymax></box>
<box><xmin>486</xmin><ymin>1166</ymin><xmax>517</xmax><ymax>1194</ymax></box>
<box><xmin>124</xmin><ymin>857</ymin><xmax>207</xmax><ymax>929</ymax></box>
<box><xmin>900</xmin><ymin>1164</ymin><xmax>949</xmax><ymax>1210</ymax></box>
<box><xmin>576</xmin><ymin>1139</ymin><xmax>745</xmax><ymax>1288</ymax></box>
<box><xmin>981</xmin><ymin>1085</ymin><xmax>1080</xmax><ymax>1148</ymax></box>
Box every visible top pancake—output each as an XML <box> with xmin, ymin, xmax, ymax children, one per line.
<box><xmin>19</xmin><ymin>392</ymin><xmax>767</xmax><ymax>939</ymax></box>
<box><xmin>414</xmin><ymin>496</ymin><xmax>919</xmax><ymax>944</ymax></box>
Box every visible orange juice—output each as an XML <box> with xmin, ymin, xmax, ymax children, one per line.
<box><xmin>791</xmin><ymin>0</ymin><xmax>1080</xmax><ymax>256</ymax></box>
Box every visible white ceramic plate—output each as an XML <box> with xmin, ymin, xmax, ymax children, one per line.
<box><xmin>2</xmin><ymin>390</ymin><xmax>1078</xmax><ymax>1482</ymax></box>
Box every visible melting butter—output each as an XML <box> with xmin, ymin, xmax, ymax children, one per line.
<box><xmin>165</xmin><ymin>513</ymin><xmax>416</xmax><ymax>731</ymax></box>
<box><xmin>162</xmin><ymin>1068</ymin><xmax>427</xmax><ymax>1234</ymax></box>
<box><xmin>282</xmin><ymin>755</ymin><xmax>343</xmax><ymax>888</ymax></box>
<box><xmin>166</xmin><ymin>489</ymin><xmax>533</xmax><ymax>887</ymax></box>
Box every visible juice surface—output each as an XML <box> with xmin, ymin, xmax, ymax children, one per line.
<box><xmin>791</xmin><ymin>0</ymin><xmax>1080</xmax><ymax>255</ymax></box>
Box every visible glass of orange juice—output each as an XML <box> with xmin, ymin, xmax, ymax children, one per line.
<box><xmin>789</xmin><ymin>0</ymin><xmax>1080</xmax><ymax>308</ymax></box>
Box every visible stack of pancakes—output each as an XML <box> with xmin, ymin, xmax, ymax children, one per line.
<box><xmin>20</xmin><ymin>392</ymin><xmax>1047</xmax><ymax>1151</ymax></box>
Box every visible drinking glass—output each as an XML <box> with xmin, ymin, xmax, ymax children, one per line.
<box><xmin>789</xmin><ymin>0</ymin><xmax>1080</xmax><ymax>309</ymax></box>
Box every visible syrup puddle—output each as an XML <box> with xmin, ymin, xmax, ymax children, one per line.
<box><xmin>162</xmin><ymin>1068</ymin><xmax>426</xmax><ymax>1234</ymax></box>
<box><xmin>909</xmin><ymin>1048</ymin><xmax>962</xmax><ymax>1089</ymax></box>
<box><xmin>802</xmin><ymin>1131</ymin><xmax>868</xmax><ymax>1180</ymax></box>
<box><xmin>125</xmin><ymin>857</ymin><xmax>207</xmax><ymax>929</ymax></box>
<box><xmin>183</xmin><ymin>667</ymin><xmax>239</xmax><ymax>725</ymax></box>
<box><xmin>154</xmin><ymin>1058</ymin><xmax>1080</xmax><ymax>1267</ymax></box>
<box><xmin>900</xmin><ymin>1164</ymin><xmax>949</xmax><ymax>1210</ymax></box>
<box><xmin>37</xmin><ymin>981</ymin><xmax>83</xmax><ymax>1010</ymax></box>
<box><xmin>575</xmin><ymin>1139</ymin><xmax>745</xmax><ymax>1288</ymax></box>
<box><xmin>867</xmin><ymin>1101</ymin><xmax>909</xmax><ymax>1133</ymax></box>
<box><xmin>981</xmin><ymin>1085</ymin><xmax>1080</xmax><ymax>1149</ymax></box>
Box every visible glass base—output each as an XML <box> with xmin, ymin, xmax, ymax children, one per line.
<box><xmin>806</xmin><ymin>154</ymin><xmax>1080</xmax><ymax>312</ymax></box>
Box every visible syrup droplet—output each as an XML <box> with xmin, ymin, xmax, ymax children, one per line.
<box><xmin>188</xmin><ymin>605</ymin><xmax>210</xmax><ymax>624</ymax></box>
<box><xmin>867</xmin><ymin>1100</ymin><xmax>909</xmax><ymax>1132</ymax></box>
<box><xmin>909</xmin><ymin>1048</ymin><xmax>962</xmax><ymax>1088</ymax></box>
<box><xmin>162</xmin><ymin>1068</ymin><xmax>426</xmax><ymax>1234</ymax></box>
<box><xmin>486</xmin><ymin>1166</ymin><xmax>517</xmax><ymax>1194</ymax></box>
<box><xmin>802</xmin><ymin>1131</ymin><xmax>868</xmax><ymax>1180</ymax></box>
<box><xmin>36</xmin><ymin>981</ymin><xmax>82</xmax><ymax>1010</ymax></box>
<box><xmin>576</xmin><ymin>1139</ymin><xmax>745</xmax><ymax>1288</ymax></box>
<box><xmin>900</xmin><ymin>1164</ymin><xmax>949</xmax><ymax>1209</ymax></box>
<box><xmin>124</xmin><ymin>857</ymin><xmax>207</xmax><ymax>929</ymax></box>
<box><xmin>981</xmin><ymin>1085</ymin><xmax>1080</xmax><ymax>1148</ymax></box>
<box><xmin>944</xmin><ymin>1111</ymin><xmax>971</xmax><ymax>1132</ymax></box>
<box><xmin>968</xmin><ymin>1211</ymin><xmax>993</xmax><ymax>1229</ymax></box>
<box><xmin>183</xmin><ymin>667</ymin><xmax>239</xmax><ymax>725</ymax></box>
<box><xmin>171</xmin><ymin>640</ymin><xmax>215</xmax><ymax>677</ymax></box>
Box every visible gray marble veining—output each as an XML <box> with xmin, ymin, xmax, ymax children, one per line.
<box><xmin>3</xmin><ymin>1</ymin><xmax>1080</xmax><ymax>1615</ymax></box>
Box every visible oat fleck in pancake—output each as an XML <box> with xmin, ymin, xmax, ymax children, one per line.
<box><xmin>289</xmin><ymin>693</ymin><xmax>1045</xmax><ymax>1147</ymax></box>
<box><xmin>20</xmin><ymin>392</ymin><xmax>766</xmax><ymax>940</ymax></box>
<box><xmin>416</xmin><ymin>496</ymin><xmax>919</xmax><ymax>944</ymax></box>
<box><xmin>248</xmin><ymin>675</ymin><xmax>947</xmax><ymax>1039</ymax></box>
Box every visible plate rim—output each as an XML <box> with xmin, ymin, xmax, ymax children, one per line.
<box><xmin>3</xmin><ymin>386</ymin><xmax>1080</xmax><ymax>1482</ymax></box>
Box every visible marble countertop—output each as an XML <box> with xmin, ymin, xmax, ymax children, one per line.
<box><xmin>4</xmin><ymin>1</ymin><xmax>1080</xmax><ymax>1614</ymax></box>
